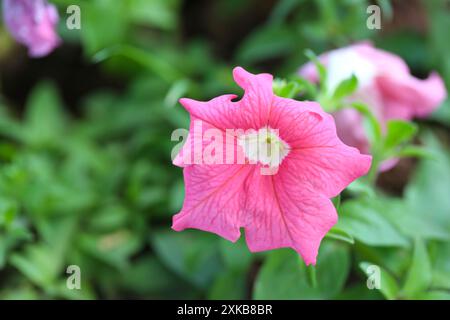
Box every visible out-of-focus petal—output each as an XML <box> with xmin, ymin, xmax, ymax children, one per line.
<box><xmin>2</xmin><ymin>0</ymin><xmax>61</xmax><ymax>58</ymax></box>
<box><xmin>377</xmin><ymin>72</ymin><xmax>447</xmax><ymax>119</ymax></box>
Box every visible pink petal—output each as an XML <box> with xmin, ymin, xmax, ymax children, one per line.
<box><xmin>172</xmin><ymin>164</ymin><xmax>254</xmax><ymax>242</ymax></box>
<box><xmin>333</xmin><ymin>108</ymin><xmax>370</xmax><ymax>154</ymax></box>
<box><xmin>174</xmin><ymin>67</ymin><xmax>275</xmax><ymax>166</ymax></box>
<box><xmin>285</xmin><ymin>148</ymin><xmax>371</xmax><ymax>198</ymax></box>
<box><xmin>3</xmin><ymin>0</ymin><xmax>61</xmax><ymax>58</ymax></box>
<box><xmin>354</xmin><ymin>41</ymin><xmax>410</xmax><ymax>75</ymax></box>
<box><xmin>178</xmin><ymin>95</ymin><xmax>240</xmax><ymax>131</ymax></box>
<box><xmin>173</xmin><ymin>113</ymin><xmax>244</xmax><ymax>167</ymax></box>
<box><xmin>267</xmin><ymin>97</ymin><xmax>324</xmax><ymax>147</ymax></box>
<box><xmin>233</xmin><ymin>66</ymin><xmax>274</xmax><ymax>127</ymax></box>
<box><xmin>173</xmin><ymin>67</ymin><xmax>373</xmax><ymax>265</ymax></box>
<box><xmin>177</xmin><ymin>67</ymin><xmax>274</xmax><ymax>132</ymax></box>
<box><xmin>298</xmin><ymin>41</ymin><xmax>447</xmax><ymax>175</ymax></box>
<box><xmin>269</xmin><ymin>97</ymin><xmax>372</xmax><ymax>197</ymax></box>
<box><xmin>377</xmin><ymin>72</ymin><xmax>447</xmax><ymax>119</ymax></box>
<box><xmin>243</xmin><ymin>169</ymin><xmax>337</xmax><ymax>265</ymax></box>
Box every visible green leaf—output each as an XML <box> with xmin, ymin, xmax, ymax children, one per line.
<box><xmin>350</xmin><ymin>102</ymin><xmax>382</xmax><ymax>143</ymax></box>
<box><xmin>118</xmin><ymin>255</ymin><xmax>190</xmax><ymax>298</ymax></box>
<box><xmin>0</xmin><ymin>198</ymin><xmax>18</xmax><ymax>227</ymax></box>
<box><xmin>402</xmin><ymin>238</ymin><xmax>432</xmax><ymax>298</ymax></box>
<box><xmin>304</xmin><ymin>49</ymin><xmax>327</xmax><ymax>91</ymax></box>
<box><xmin>93</xmin><ymin>45</ymin><xmax>181</xmax><ymax>82</ymax></box>
<box><xmin>380</xmin><ymin>197</ymin><xmax>449</xmax><ymax>241</ymax></box>
<box><xmin>405</xmin><ymin>132</ymin><xmax>450</xmax><ymax>233</ymax></box>
<box><xmin>336</xmin><ymin>199</ymin><xmax>409</xmax><ymax>247</ymax></box>
<box><xmin>291</xmin><ymin>76</ymin><xmax>318</xmax><ymax>97</ymax></box>
<box><xmin>431</xmin><ymin>271</ymin><xmax>450</xmax><ymax>290</ymax></box>
<box><xmin>376</xmin><ymin>0</ymin><xmax>393</xmax><ymax>20</ymax></box>
<box><xmin>164</xmin><ymin>79</ymin><xmax>190</xmax><ymax>108</ymax></box>
<box><xmin>0</xmin><ymin>221</ymin><xmax>32</xmax><ymax>268</ymax></box>
<box><xmin>306</xmin><ymin>265</ymin><xmax>317</xmax><ymax>288</ymax></box>
<box><xmin>0</xmin><ymin>106</ymin><xmax>23</xmax><ymax>141</ymax></box>
<box><xmin>0</xmin><ymin>285</ymin><xmax>39</xmax><ymax>300</ymax></box>
<box><xmin>254</xmin><ymin>249</ymin><xmax>317</xmax><ymax>299</ymax></box>
<box><xmin>384</xmin><ymin>120</ymin><xmax>418</xmax><ymax>150</ymax></box>
<box><xmin>336</xmin><ymin>284</ymin><xmax>383</xmax><ymax>300</ymax></box>
<box><xmin>332</xmin><ymin>194</ymin><xmax>341</xmax><ymax>211</ymax></box>
<box><xmin>220</xmin><ymin>238</ymin><xmax>253</xmax><ymax>272</ymax></box>
<box><xmin>24</xmin><ymin>82</ymin><xmax>66</xmax><ymax>146</ymax></box>
<box><xmin>78</xmin><ymin>230</ymin><xmax>141</xmax><ymax>270</ymax></box>
<box><xmin>81</xmin><ymin>0</ymin><xmax>128</xmax><ymax>55</ymax></box>
<box><xmin>345</xmin><ymin>179</ymin><xmax>376</xmax><ymax>197</ymax></box>
<box><xmin>359</xmin><ymin>262</ymin><xmax>400</xmax><ymax>300</ymax></box>
<box><xmin>272</xmin><ymin>79</ymin><xmax>302</xmax><ymax>98</ymax></box>
<box><xmin>315</xmin><ymin>242</ymin><xmax>351</xmax><ymax>298</ymax></box>
<box><xmin>208</xmin><ymin>269</ymin><xmax>247</xmax><ymax>300</ymax></box>
<box><xmin>151</xmin><ymin>231</ymin><xmax>223</xmax><ymax>289</ymax></box>
<box><xmin>332</xmin><ymin>74</ymin><xmax>358</xmax><ymax>101</ymax></box>
<box><xmin>169</xmin><ymin>179</ymin><xmax>185</xmax><ymax>213</ymax></box>
<box><xmin>10</xmin><ymin>245</ymin><xmax>61</xmax><ymax>288</ymax></box>
<box><xmin>395</xmin><ymin>145</ymin><xmax>436</xmax><ymax>159</ymax></box>
<box><xmin>325</xmin><ymin>227</ymin><xmax>355</xmax><ymax>244</ymax></box>
<box><xmin>88</xmin><ymin>204</ymin><xmax>129</xmax><ymax>232</ymax></box>
<box><xmin>236</xmin><ymin>25</ymin><xmax>296</xmax><ymax>64</ymax></box>
<box><xmin>268</xmin><ymin>0</ymin><xmax>303</xmax><ymax>25</ymax></box>
<box><xmin>413</xmin><ymin>291</ymin><xmax>450</xmax><ymax>300</ymax></box>
<box><xmin>128</xmin><ymin>0</ymin><xmax>180</xmax><ymax>30</ymax></box>
<box><xmin>254</xmin><ymin>241</ymin><xmax>350</xmax><ymax>299</ymax></box>
<box><xmin>430</xmin><ymin>242</ymin><xmax>450</xmax><ymax>290</ymax></box>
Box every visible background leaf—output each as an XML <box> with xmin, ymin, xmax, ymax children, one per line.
<box><xmin>402</xmin><ymin>239</ymin><xmax>432</xmax><ymax>298</ymax></box>
<box><xmin>254</xmin><ymin>241</ymin><xmax>350</xmax><ymax>299</ymax></box>
<box><xmin>336</xmin><ymin>199</ymin><xmax>409</xmax><ymax>247</ymax></box>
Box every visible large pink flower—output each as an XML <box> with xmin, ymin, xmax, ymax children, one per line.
<box><xmin>172</xmin><ymin>67</ymin><xmax>371</xmax><ymax>265</ymax></box>
<box><xmin>300</xmin><ymin>41</ymin><xmax>447</xmax><ymax>155</ymax></box>
<box><xmin>2</xmin><ymin>0</ymin><xmax>61</xmax><ymax>58</ymax></box>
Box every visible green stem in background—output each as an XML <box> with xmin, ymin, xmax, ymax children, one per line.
<box><xmin>366</xmin><ymin>150</ymin><xmax>381</xmax><ymax>186</ymax></box>
<box><xmin>317</xmin><ymin>93</ymin><xmax>335</xmax><ymax>113</ymax></box>
<box><xmin>349</xmin><ymin>102</ymin><xmax>384</xmax><ymax>186</ymax></box>
<box><xmin>304</xmin><ymin>49</ymin><xmax>328</xmax><ymax>94</ymax></box>
<box><xmin>306</xmin><ymin>265</ymin><xmax>317</xmax><ymax>288</ymax></box>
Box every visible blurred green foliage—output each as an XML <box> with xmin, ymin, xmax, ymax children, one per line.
<box><xmin>0</xmin><ymin>0</ymin><xmax>449</xmax><ymax>299</ymax></box>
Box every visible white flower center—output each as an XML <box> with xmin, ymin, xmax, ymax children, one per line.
<box><xmin>238</xmin><ymin>127</ymin><xmax>290</xmax><ymax>168</ymax></box>
<box><xmin>326</xmin><ymin>48</ymin><xmax>377</xmax><ymax>93</ymax></box>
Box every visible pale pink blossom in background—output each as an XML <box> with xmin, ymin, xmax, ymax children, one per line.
<box><xmin>2</xmin><ymin>0</ymin><xmax>61</xmax><ymax>58</ymax></box>
<box><xmin>172</xmin><ymin>67</ymin><xmax>371</xmax><ymax>265</ymax></box>
<box><xmin>299</xmin><ymin>41</ymin><xmax>447</xmax><ymax>155</ymax></box>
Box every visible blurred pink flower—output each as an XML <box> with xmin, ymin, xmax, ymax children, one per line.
<box><xmin>2</xmin><ymin>0</ymin><xmax>61</xmax><ymax>57</ymax></box>
<box><xmin>299</xmin><ymin>42</ymin><xmax>447</xmax><ymax>155</ymax></box>
<box><xmin>172</xmin><ymin>67</ymin><xmax>371</xmax><ymax>265</ymax></box>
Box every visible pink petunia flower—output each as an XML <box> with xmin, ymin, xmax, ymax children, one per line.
<box><xmin>2</xmin><ymin>0</ymin><xmax>61</xmax><ymax>58</ymax></box>
<box><xmin>172</xmin><ymin>67</ymin><xmax>371</xmax><ymax>265</ymax></box>
<box><xmin>299</xmin><ymin>41</ymin><xmax>447</xmax><ymax>155</ymax></box>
